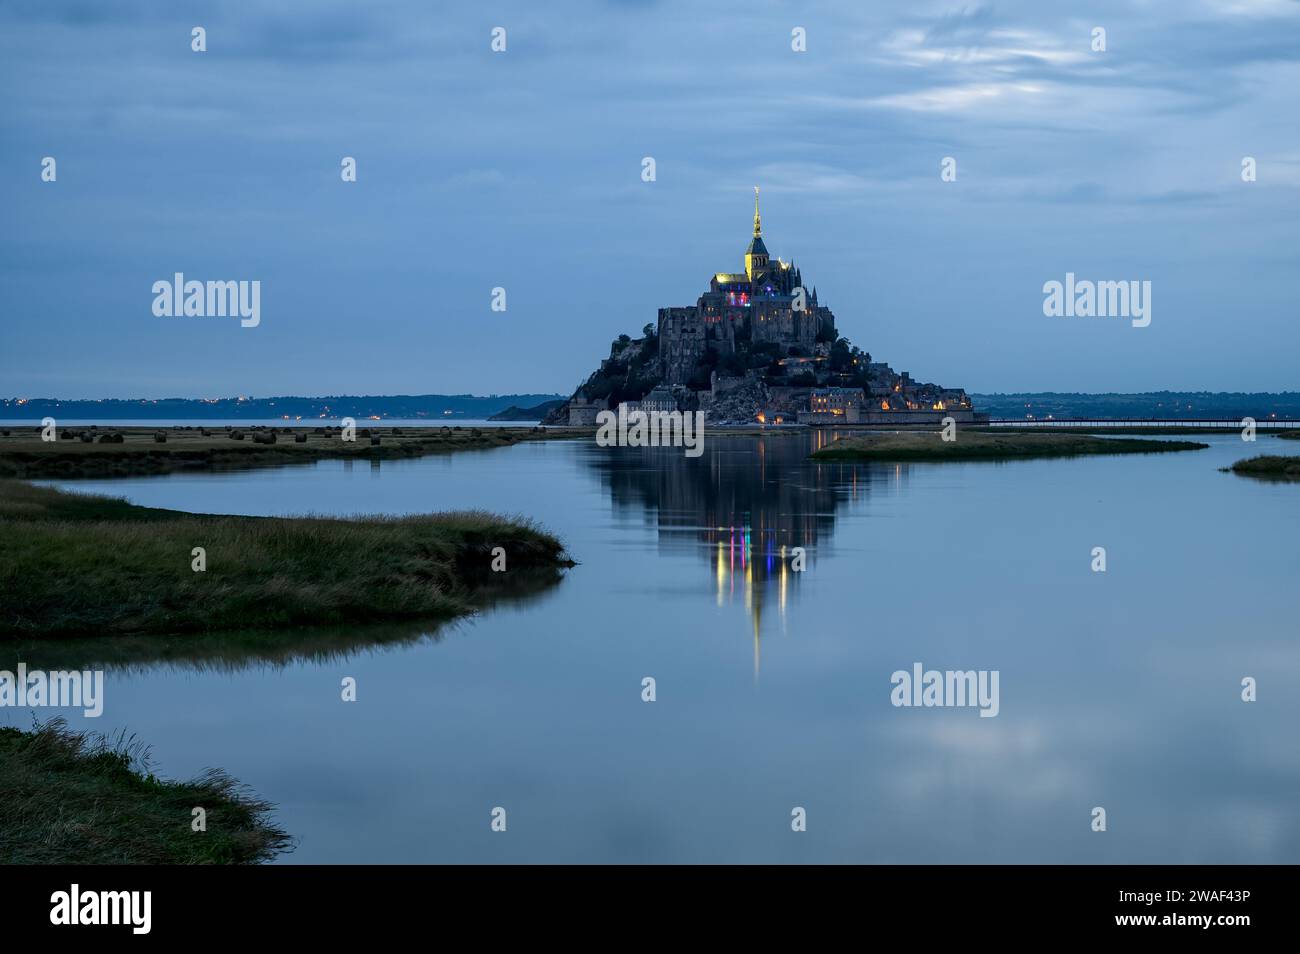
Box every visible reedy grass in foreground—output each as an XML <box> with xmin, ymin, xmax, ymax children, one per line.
<box><xmin>0</xmin><ymin>719</ymin><xmax>291</xmax><ymax>864</ymax></box>
<box><xmin>810</xmin><ymin>430</ymin><xmax>1208</xmax><ymax>462</ymax></box>
<box><xmin>0</xmin><ymin>481</ymin><xmax>571</xmax><ymax>638</ymax></box>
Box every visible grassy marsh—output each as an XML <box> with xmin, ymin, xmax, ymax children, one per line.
<box><xmin>1225</xmin><ymin>455</ymin><xmax>1300</xmax><ymax>481</ymax></box>
<box><xmin>810</xmin><ymin>429</ymin><xmax>1208</xmax><ymax>462</ymax></box>
<box><xmin>0</xmin><ymin>424</ymin><xmax>574</xmax><ymax>480</ymax></box>
<box><xmin>0</xmin><ymin>481</ymin><xmax>570</xmax><ymax>638</ymax></box>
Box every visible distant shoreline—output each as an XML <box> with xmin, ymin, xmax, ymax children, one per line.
<box><xmin>5</xmin><ymin>391</ymin><xmax>1300</xmax><ymax>423</ymax></box>
<box><xmin>0</xmin><ymin>393</ymin><xmax>567</xmax><ymax>423</ymax></box>
<box><xmin>969</xmin><ymin>391</ymin><xmax>1300</xmax><ymax>420</ymax></box>
<box><xmin>0</xmin><ymin>425</ymin><xmax>577</xmax><ymax>480</ymax></box>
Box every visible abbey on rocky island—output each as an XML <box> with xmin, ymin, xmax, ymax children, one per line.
<box><xmin>552</xmin><ymin>188</ymin><xmax>982</xmax><ymax>427</ymax></box>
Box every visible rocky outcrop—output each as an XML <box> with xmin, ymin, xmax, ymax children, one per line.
<box><xmin>699</xmin><ymin>373</ymin><xmax>771</xmax><ymax>424</ymax></box>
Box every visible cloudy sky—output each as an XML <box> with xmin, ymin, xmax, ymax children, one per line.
<box><xmin>3</xmin><ymin>0</ymin><xmax>1298</xmax><ymax>399</ymax></box>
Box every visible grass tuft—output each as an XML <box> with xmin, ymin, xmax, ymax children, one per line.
<box><xmin>0</xmin><ymin>718</ymin><xmax>291</xmax><ymax>864</ymax></box>
<box><xmin>1224</xmin><ymin>455</ymin><xmax>1300</xmax><ymax>480</ymax></box>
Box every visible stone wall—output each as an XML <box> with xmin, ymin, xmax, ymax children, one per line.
<box><xmin>567</xmin><ymin>397</ymin><xmax>607</xmax><ymax>426</ymax></box>
<box><xmin>658</xmin><ymin>307</ymin><xmax>705</xmax><ymax>386</ymax></box>
<box><xmin>856</xmin><ymin>409</ymin><xmax>987</xmax><ymax>425</ymax></box>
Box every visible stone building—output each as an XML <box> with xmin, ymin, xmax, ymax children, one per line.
<box><xmin>640</xmin><ymin>385</ymin><xmax>693</xmax><ymax>414</ymax></box>
<box><xmin>618</xmin><ymin>384</ymin><xmax>695</xmax><ymax>418</ymax></box>
<box><xmin>567</xmin><ymin>391</ymin><xmax>607</xmax><ymax>426</ymax></box>
<box><xmin>658</xmin><ymin>188</ymin><xmax>836</xmax><ymax>387</ymax></box>
<box><xmin>798</xmin><ymin>387</ymin><xmax>863</xmax><ymax>424</ymax></box>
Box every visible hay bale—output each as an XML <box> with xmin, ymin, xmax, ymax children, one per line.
<box><xmin>230</xmin><ymin>430</ymin><xmax>245</xmax><ymax>441</ymax></box>
<box><xmin>80</xmin><ymin>432</ymin><xmax>94</xmax><ymax>443</ymax></box>
<box><xmin>60</xmin><ymin>429</ymin><xmax>75</xmax><ymax>440</ymax></box>
<box><xmin>294</xmin><ymin>433</ymin><xmax>307</xmax><ymax>443</ymax></box>
<box><xmin>370</xmin><ymin>435</ymin><xmax>381</xmax><ymax>446</ymax></box>
<box><xmin>153</xmin><ymin>432</ymin><xmax>167</xmax><ymax>443</ymax></box>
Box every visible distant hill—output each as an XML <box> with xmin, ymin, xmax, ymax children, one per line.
<box><xmin>972</xmin><ymin>392</ymin><xmax>1300</xmax><ymax>420</ymax></box>
<box><xmin>488</xmin><ymin>400</ymin><xmax>565</xmax><ymax>421</ymax></box>
<box><xmin>0</xmin><ymin>394</ymin><xmax>567</xmax><ymax>421</ymax></box>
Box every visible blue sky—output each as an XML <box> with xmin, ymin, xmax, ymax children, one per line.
<box><xmin>3</xmin><ymin>0</ymin><xmax>1298</xmax><ymax>398</ymax></box>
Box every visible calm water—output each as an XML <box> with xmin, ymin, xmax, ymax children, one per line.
<box><xmin>7</xmin><ymin>431</ymin><xmax>1298</xmax><ymax>863</ymax></box>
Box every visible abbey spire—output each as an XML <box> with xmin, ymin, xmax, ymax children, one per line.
<box><xmin>744</xmin><ymin>185</ymin><xmax>770</xmax><ymax>281</ymax></box>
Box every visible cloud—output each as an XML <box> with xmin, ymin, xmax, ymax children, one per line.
<box><xmin>866</xmin><ymin>80</ymin><xmax>1048</xmax><ymax>112</ymax></box>
<box><xmin>2</xmin><ymin>0</ymin><xmax>1299</xmax><ymax>395</ymax></box>
<box><xmin>881</xmin><ymin>25</ymin><xmax>1091</xmax><ymax>70</ymax></box>
<box><xmin>746</xmin><ymin>162</ymin><xmax>880</xmax><ymax>196</ymax></box>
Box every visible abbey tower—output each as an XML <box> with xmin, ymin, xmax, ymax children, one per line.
<box><xmin>658</xmin><ymin>187</ymin><xmax>835</xmax><ymax>387</ymax></box>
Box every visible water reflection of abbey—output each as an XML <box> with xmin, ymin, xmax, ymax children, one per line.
<box><xmin>581</xmin><ymin>430</ymin><xmax>869</xmax><ymax>674</ymax></box>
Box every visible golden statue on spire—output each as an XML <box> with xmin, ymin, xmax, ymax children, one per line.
<box><xmin>753</xmin><ymin>185</ymin><xmax>762</xmax><ymax>237</ymax></box>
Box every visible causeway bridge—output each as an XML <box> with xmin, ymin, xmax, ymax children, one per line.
<box><xmin>988</xmin><ymin>418</ymin><xmax>1300</xmax><ymax>430</ymax></box>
